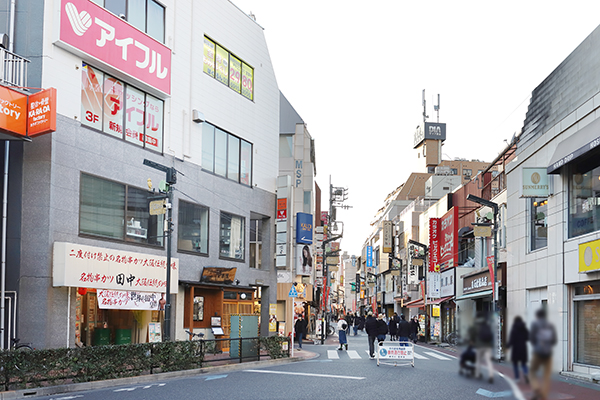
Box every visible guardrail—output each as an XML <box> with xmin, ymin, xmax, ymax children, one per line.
<box><xmin>0</xmin><ymin>47</ymin><xmax>29</xmax><ymax>88</ymax></box>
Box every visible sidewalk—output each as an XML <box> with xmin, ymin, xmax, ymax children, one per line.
<box><xmin>418</xmin><ymin>342</ymin><xmax>600</xmax><ymax>400</ymax></box>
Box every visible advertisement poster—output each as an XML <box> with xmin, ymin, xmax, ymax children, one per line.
<box><xmin>229</xmin><ymin>55</ymin><xmax>241</xmax><ymax>93</ymax></box>
<box><xmin>203</xmin><ymin>37</ymin><xmax>215</xmax><ymax>77</ymax></box>
<box><xmin>148</xmin><ymin>322</ymin><xmax>161</xmax><ymax>343</ymax></box>
<box><xmin>242</xmin><ymin>62</ymin><xmax>253</xmax><ymax>100</ymax></box>
<box><xmin>269</xmin><ymin>304</ymin><xmax>277</xmax><ymax>332</ymax></box>
<box><xmin>429</xmin><ymin>218</ymin><xmax>440</xmax><ymax>272</ymax></box>
<box><xmin>215</xmin><ymin>45</ymin><xmax>229</xmax><ymax>85</ymax></box>
<box><xmin>81</xmin><ymin>64</ymin><xmax>103</xmax><ymax>131</ymax></box>
<box><xmin>97</xmin><ymin>289</ymin><xmax>162</xmax><ymax>310</ymax></box>
<box><xmin>102</xmin><ymin>76</ymin><xmax>123</xmax><ymax>138</ymax></box>
<box><xmin>125</xmin><ymin>86</ymin><xmax>145</xmax><ymax>145</ymax></box>
<box><xmin>296</xmin><ymin>244</ymin><xmax>313</xmax><ymax>276</ymax></box>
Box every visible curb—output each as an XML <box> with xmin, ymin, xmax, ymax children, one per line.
<box><xmin>0</xmin><ymin>356</ymin><xmax>305</xmax><ymax>400</ymax></box>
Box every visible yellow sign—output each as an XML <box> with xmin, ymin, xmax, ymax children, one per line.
<box><xmin>474</xmin><ymin>225</ymin><xmax>492</xmax><ymax>237</ymax></box>
<box><xmin>579</xmin><ymin>238</ymin><xmax>600</xmax><ymax>273</ymax></box>
<box><xmin>432</xmin><ymin>305</ymin><xmax>440</xmax><ymax>317</ymax></box>
<box><xmin>269</xmin><ymin>304</ymin><xmax>277</xmax><ymax>332</ymax></box>
<box><xmin>149</xmin><ymin>199</ymin><xmax>166</xmax><ymax>215</ymax></box>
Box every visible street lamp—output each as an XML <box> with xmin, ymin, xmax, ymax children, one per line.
<box><xmin>466</xmin><ymin>194</ymin><xmax>500</xmax><ymax>358</ymax></box>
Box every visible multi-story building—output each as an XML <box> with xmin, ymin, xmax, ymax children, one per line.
<box><xmin>1</xmin><ymin>0</ymin><xmax>280</xmax><ymax>349</ymax></box>
<box><xmin>506</xmin><ymin>23</ymin><xmax>600</xmax><ymax>378</ymax></box>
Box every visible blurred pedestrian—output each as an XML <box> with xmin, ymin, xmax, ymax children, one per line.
<box><xmin>359</xmin><ymin>314</ymin><xmax>366</xmax><ymax>331</ymax></box>
<box><xmin>353</xmin><ymin>312</ymin><xmax>359</xmax><ymax>336</ymax></box>
<box><xmin>365</xmin><ymin>311</ymin><xmax>378</xmax><ymax>358</ymax></box>
<box><xmin>410</xmin><ymin>316</ymin><xmax>419</xmax><ymax>343</ymax></box>
<box><xmin>469</xmin><ymin>312</ymin><xmax>495</xmax><ymax>383</ymax></box>
<box><xmin>529</xmin><ymin>308</ymin><xmax>557</xmax><ymax>400</ymax></box>
<box><xmin>294</xmin><ymin>315</ymin><xmax>307</xmax><ymax>349</ymax></box>
<box><xmin>397</xmin><ymin>314</ymin><xmax>411</xmax><ymax>343</ymax></box>
<box><xmin>388</xmin><ymin>312</ymin><xmax>399</xmax><ymax>340</ymax></box>
<box><xmin>376</xmin><ymin>314</ymin><xmax>388</xmax><ymax>342</ymax></box>
<box><xmin>344</xmin><ymin>313</ymin><xmax>352</xmax><ymax>335</ymax></box>
<box><xmin>337</xmin><ymin>316</ymin><xmax>348</xmax><ymax>350</ymax></box>
<box><xmin>506</xmin><ymin>315</ymin><xmax>529</xmax><ymax>384</ymax></box>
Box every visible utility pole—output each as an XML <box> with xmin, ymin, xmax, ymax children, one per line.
<box><xmin>143</xmin><ymin>159</ymin><xmax>177</xmax><ymax>341</ymax></box>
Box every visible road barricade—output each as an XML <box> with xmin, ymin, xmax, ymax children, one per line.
<box><xmin>376</xmin><ymin>340</ymin><xmax>415</xmax><ymax>367</ymax></box>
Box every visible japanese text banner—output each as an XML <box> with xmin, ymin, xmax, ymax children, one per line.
<box><xmin>53</xmin><ymin>242</ymin><xmax>178</xmax><ymax>293</ymax></box>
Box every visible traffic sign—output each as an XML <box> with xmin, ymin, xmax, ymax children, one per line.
<box><xmin>288</xmin><ymin>285</ymin><xmax>298</xmax><ymax>297</ymax></box>
<box><xmin>149</xmin><ymin>199</ymin><xmax>166</xmax><ymax>215</ymax></box>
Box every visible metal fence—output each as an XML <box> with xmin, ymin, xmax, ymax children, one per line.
<box><xmin>0</xmin><ymin>47</ymin><xmax>29</xmax><ymax>88</ymax></box>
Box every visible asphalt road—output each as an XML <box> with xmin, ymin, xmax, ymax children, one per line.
<box><xmin>29</xmin><ymin>332</ymin><xmax>520</xmax><ymax>400</ymax></box>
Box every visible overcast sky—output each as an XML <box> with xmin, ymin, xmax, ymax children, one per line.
<box><xmin>232</xmin><ymin>0</ymin><xmax>600</xmax><ymax>255</ymax></box>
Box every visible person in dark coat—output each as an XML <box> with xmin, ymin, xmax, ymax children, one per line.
<box><xmin>344</xmin><ymin>313</ymin><xmax>353</xmax><ymax>335</ymax></box>
<box><xmin>358</xmin><ymin>314</ymin><xmax>366</xmax><ymax>331</ymax></box>
<box><xmin>364</xmin><ymin>312</ymin><xmax>378</xmax><ymax>358</ymax></box>
<box><xmin>506</xmin><ymin>315</ymin><xmax>529</xmax><ymax>384</ymax></box>
<box><xmin>409</xmin><ymin>316</ymin><xmax>419</xmax><ymax>343</ymax></box>
<box><xmin>294</xmin><ymin>315</ymin><xmax>307</xmax><ymax>349</ymax></box>
<box><xmin>388</xmin><ymin>312</ymin><xmax>399</xmax><ymax>340</ymax></box>
<box><xmin>397</xmin><ymin>314</ymin><xmax>411</xmax><ymax>343</ymax></box>
<box><xmin>376</xmin><ymin>314</ymin><xmax>388</xmax><ymax>342</ymax></box>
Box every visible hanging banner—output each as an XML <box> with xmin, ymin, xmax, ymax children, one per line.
<box><xmin>97</xmin><ymin>289</ymin><xmax>162</xmax><ymax>310</ymax></box>
<box><xmin>429</xmin><ymin>218</ymin><xmax>440</xmax><ymax>272</ymax></box>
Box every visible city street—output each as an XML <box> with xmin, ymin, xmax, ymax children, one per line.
<box><xmin>28</xmin><ymin>332</ymin><xmax>520</xmax><ymax>400</ymax></box>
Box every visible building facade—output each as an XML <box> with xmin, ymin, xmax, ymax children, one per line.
<box><xmin>1</xmin><ymin>0</ymin><xmax>280</xmax><ymax>349</ymax></box>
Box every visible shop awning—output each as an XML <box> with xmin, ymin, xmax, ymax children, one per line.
<box><xmin>547</xmin><ymin>117</ymin><xmax>600</xmax><ymax>174</ymax></box>
<box><xmin>404</xmin><ymin>298</ymin><xmax>425</xmax><ymax>308</ymax></box>
<box><xmin>427</xmin><ymin>296</ymin><xmax>454</xmax><ymax>305</ymax></box>
<box><xmin>455</xmin><ymin>289</ymin><xmax>493</xmax><ymax>301</ymax></box>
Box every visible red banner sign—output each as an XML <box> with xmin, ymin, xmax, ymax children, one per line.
<box><xmin>439</xmin><ymin>207</ymin><xmax>459</xmax><ymax>269</ymax></box>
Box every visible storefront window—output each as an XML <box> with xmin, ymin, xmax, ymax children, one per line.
<box><xmin>220</xmin><ymin>212</ymin><xmax>245</xmax><ymax>260</ymax></box>
<box><xmin>569</xmin><ymin>164</ymin><xmax>600</xmax><ymax>238</ymax></box>
<box><xmin>575</xmin><ymin>295</ymin><xmax>600</xmax><ymax>366</ymax></box>
<box><xmin>177</xmin><ymin>200</ymin><xmax>209</xmax><ymax>255</ymax></box>
<box><xmin>530</xmin><ymin>197</ymin><xmax>548</xmax><ymax>251</ymax></box>
<box><xmin>249</xmin><ymin>218</ymin><xmax>262</xmax><ymax>269</ymax></box>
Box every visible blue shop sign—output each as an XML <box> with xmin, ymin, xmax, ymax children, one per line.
<box><xmin>367</xmin><ymin>246</ymin><xmax>373</xmax><ymax>267</ymax></box>
<box><xmin>296</xmin><ymin>213</ymin><xmax>313</xmax><ymax>244</ymax></box>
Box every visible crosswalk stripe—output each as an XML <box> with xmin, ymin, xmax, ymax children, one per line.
<box><xmin>413</xmin><ymin>353</ymin><xmax>427</xmax><ymax>359</ymax></box>
<box><xmin>347</xmin><ymin>350</ymin><xmax>361</xmax><ymax>359</ymax></box>
<box><xmin>327</xmin><ymin>350</ymin><xmax>340</xmax><ymax>359</ymax></box>
<box><xmin>424</xmin><ymin>351</ymin><xmax>451</xmax><ymax>360</ymax></box>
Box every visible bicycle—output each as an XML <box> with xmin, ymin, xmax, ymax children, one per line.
<box><xmin>11</xmin><ymin>338</ymin><xmax>33</xmax><ymax>351</ymax></box>
<box><xmin>445</xmin><ymin>332</ymin><xmax>459</xmax><ymax>346</ymax></box>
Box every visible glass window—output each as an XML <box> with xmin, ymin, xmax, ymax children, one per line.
<box><xmin>80</xmin><ymin>174</ymin><xmax>163</xmax><ymax>246</ymax></box>
<box><xmin>202</xmin><ymin>123</ymin><xmax>215</xmax><ymax>173</ymax></box>
<box><xmin>127</xmin><ymin>0</ymin><xmax>146</xmax><ymax>32</ymax></box>
<box><xmin>304</xmin><ymin>191</ymin><xmax>311</xmax><ymax>213</ymax></box>
<box><xmin>569</xmin><ymin>164</ymin><xmax>600</xmax><ymax>238</ymax></box>
<box><xmin>146</xmin><ymin>0</ymin><xmax>165</xmax><ymax>42</ymax></box>
<box><xmin>240</xmin><ymin>140</ymin><xmax>252</xmax><ymax>186</ymax></box>
<box><xmin>178</xmin><ymin>200</ymin><xmax>209</xmax><ymax>255</ymax></box>
<box><xmin>80</xmin><ymin>174</ymin><xmax>125</xmax><ymax>239</ymax></box>
<box><xmin>249</xmin><ymin>218</ymin><xmax>262</xmax><ymax>268</ymax></box>
<box><xmin>214</xmin><ymin>128</ymin><xmax>227</xmax><ymax>177</ymax></box>
<box><xmin>82</xmin><ymin>64</ymin><xmax>163</xmax><ymax>152</ymax></box>
<box><xmin>575</xmin><ymin>298</ymin><xmax>600</xmax><ymax>366</ymax></box>
<box><xmin>279</xmin><ymin>135</ymin><xmax>293</xmax><ymax>158</ymax></box>
<box><xmin>220</xmin><ymin>212</ymin><xmax>245</xmax><ymax>260</ymax></box>
<box><xmin>530</xmin><ymin>198</ymin><xmax>548</xmax><ymax>250</ymax></box>
<box><xmin>104</xmin><ymin>0</ymin><xmax>126</xmax><ymax>19</ymax></box>
<box><xmin>202</xmin><ymin>36</ymin><xmax>253</xmax><ymax>101</ymax></box>
<box><xmin>227</xmin><ymin>135</ymin><xmax>240</xmax><ymax>182</ymax></box>
<box><xmin>203</xmin><ymin>37</ymin><xmax>215</xmax><ymax>77</ymax></box>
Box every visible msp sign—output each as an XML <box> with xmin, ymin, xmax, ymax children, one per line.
<box><xmin>296</xmin><ymin>213</ymin><xmax>313</xmax><ymax>244</ymax></box>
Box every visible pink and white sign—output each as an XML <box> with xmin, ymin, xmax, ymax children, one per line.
<box><xmin>59</xmin><ymin>0</ymin><xmax>171</xmax><ymax>94</ymax></box>
<box><xmin>439</xmin><ymin>207</ymin><xmax>459</xmax><ymax>269</ymax></box>
<box><xmin>97</xmin><ymin>289</ymin><xmax>163</xmax><ymax>310</ymax></box>
<box><xmin>428</xmin><ymin>218</ymin><xmax>440</xmax><ymax>273</ymax></box>
<box><xmin>53</xmin><ymin>242</ymin><xmax>178</xmax><ymax>293</ymax></box>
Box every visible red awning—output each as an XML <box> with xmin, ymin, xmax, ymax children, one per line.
<box><xmin>404</xmin><ymin>298</ymin><xmax>425</xmax><ymax>308</ymax></box>
<box><xmin>427</xmin><ymin>296</ymin><xmax>454</xmax><ymax>305</ymax></box>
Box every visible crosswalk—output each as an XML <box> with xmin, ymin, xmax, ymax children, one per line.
<box><xmin>323</xmin><ymin>347</ymin><xmax>454</xmax><ymax>361</ymax></box>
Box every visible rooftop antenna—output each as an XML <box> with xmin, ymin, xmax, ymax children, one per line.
<box><xmin>434</xmin><ymin>94</ymin><xmax>440</xmax><ymax>122</ymax></box>
<box><xmin>422</xmin><ymin>89</ymin><xmax>429</xmax><ymax>123</ymax></box>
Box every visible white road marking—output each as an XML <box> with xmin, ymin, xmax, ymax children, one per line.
<box><xmin>347</xmin><ymin>350</ymin><xmax>361</xmax><ymax>359</ymax></box>
<box><xmin>327</xmin><ymin>350</ymin><xmax>340</xmax><ymax>359</ymax></box>
<box><xmin>50</xmin><ymin>396</ymin><xmax>83</xmax><ymax>400</ymax></box>
<box><xmin>114</xmin><ymin>388</ymin><xmax>136</xmax><ymax>392</ymax></box>
<box><xmin>413</xmin><ymin>352</ymin><xmax>428</xmax><ymax>359</ymax></box>
<box><xmin>244</xmin><ymin>369</ymin><xmax>366</xmax><ymax>380</ymax></box>
<box><xmin>424</xmin><ymin>351</ymin><xmax>451</xmax><ymax>360</ymax></box>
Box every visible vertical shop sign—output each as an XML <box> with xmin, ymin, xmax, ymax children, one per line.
<box><xmin>429</xmin><ymin>218</ymin><xmax>440</xmax><ymax>272</ymax></box>
<box><xmin>28</xmin><ymin>87</ymin><xmax>57</xmax><ymax>136</ymax></box>
<box><xmin>439</xmin><ymin>207</ymin><xmax>459</xmax><ymax>269</ymax></box>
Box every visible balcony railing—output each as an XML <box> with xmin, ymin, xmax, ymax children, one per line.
<box><xmin>0</xmin><ymin>47</ymin><xmax>29</xmax><ymax>88</ymax></box>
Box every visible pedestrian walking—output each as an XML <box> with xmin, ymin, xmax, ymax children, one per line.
<box><xmin>353</xmin><ymin>312</ymin><xmax>359</xmax><ymax>336</ymax></box>
<box><xmin>344</xmin><ymin>313</ymin><xmax>352</xmax><ymax>335</ymax></box>
<box><xmin>294</xmin><ymin>314</ymin><xmax>307</xmax><ymax>349</ymax></box>
<box><xmin>358</xmin><ymin>314</ymin><xmax>366</xmax><ymax>331</ymax></box>
<box><xmin>409</xmin><ymin>316</ymin><xmax>419</xmax><ymax>343</ymax></box>
<box><xmin>388</xmin><ymin>312</ymin><xmax>399</xmax><ymax>341</ymax></box>
<box><xmin>469</xmin><ymin>312</ymin><xmax>495</xmax><ymax>383</ymax></box>
<box><xmin>365</xmin><ymin>311</ymin><xmax>378</xmax><ymax>358</ymax></box>
<box><xmin>506</xmin><ymin>315</ymin><xmax>529</xmax><ymax>384</ymax></box>
<box><xmin>337</xmin><ymin>316</ymin><xmax>348</xmax><ymax>350</ymax></box>
<box><xmin>376</xmin><ymin>314</ymin><xmax>388</xmax><ymax>342</ymax></box>
<box><xmin>397</xmin><ymin>314</ymin><xmax>411</xmax><ymax>343</ymax></box>
<box><xmin>529</xmin><ymin>308</ymin><xmax>557</xmax><ymax>400</ymax></box>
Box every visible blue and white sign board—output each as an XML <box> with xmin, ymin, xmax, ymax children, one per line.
<box><xmin>288</xmin><ymin>285</ymin><xmax>298</xmax><ymax>297</ymax></box>
<box><xmin>376</xmin><ymin>342</ymin><xmax>415</xmax><ymax>367</ymax></box>
<box><xmin>366</xmin><ymin>246</ymin><xmax>373</xmax><ymax>268</ymax></box>
<box><xmin>296</xmin><ymin>213</ymin><xmax>313</xmax><ymax>244</ymax></box>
